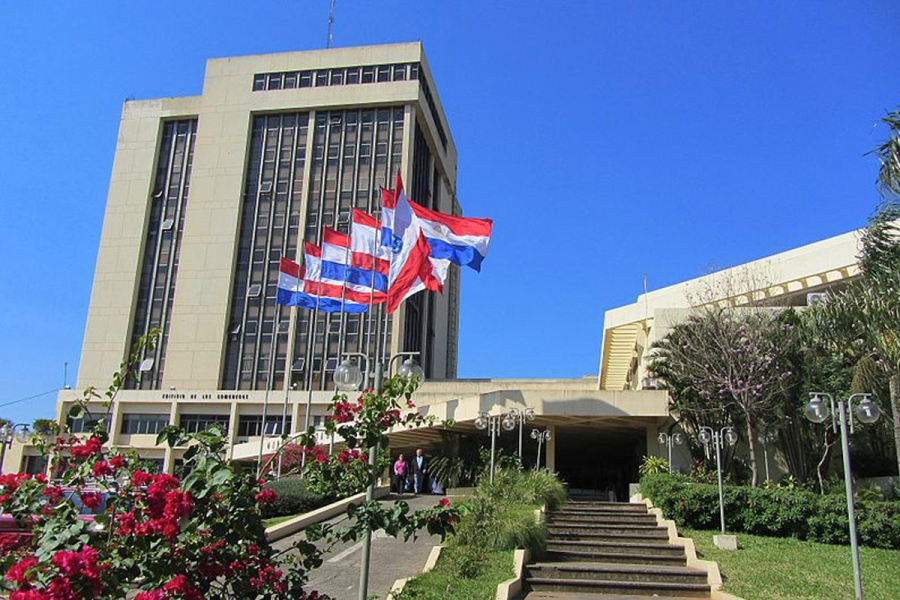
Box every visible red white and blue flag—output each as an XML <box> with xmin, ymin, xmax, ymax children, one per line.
<box><xmin>380</xmin><ymin>174</ymin><xmax>435</xmax><ymax>313</ymax></box>
<box><xmin>410</xmin><ymin>200</ymin><xmax>493</xmax><ymax>272</ymax></box>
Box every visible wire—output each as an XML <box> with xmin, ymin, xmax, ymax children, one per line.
<box><xmin>0</xmin><ymin>389</ymin><xmax>60</xmax><ymax>409</ymax></box>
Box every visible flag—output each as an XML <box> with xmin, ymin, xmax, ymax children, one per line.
<box><xmin>302</xmin><ymin>241</ymin><xmax>371</xmax><ymax>312</ymax></box>
<box><xmin>321</xmin><ymin>227</ymin><xmax>387</xmax><ymax>303</ymax></box>
<box><xmin>380</xmin><ymin>175</ymin><xmax>433</xmax><ymax>313</ymax></box>
<box><xmin>354</xmin><ymin>208</ymin><xmax>448</xmax><ymax>297</ymax></box>
<box><xmin>409</xmin><ymin>200</ymin><xmax>493</xmax><ymax>272</ymax></box>
<box><xmin>275</xmin><ymin>257</ymin><xmax>319</xmax><ymax>308</ymax></box>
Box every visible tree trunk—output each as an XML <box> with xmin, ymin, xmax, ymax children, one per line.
<box><xmin>890</xmin><ymin>373</ymin><xmax>900</xmax><ymax>479</ymax></box>
<box><xmin>817</xmin><ymin>431</ymin><xmax>835</xmax><ymax>495</ymax></box>
<box><xmin>746</xmin><ymin>420</ymin><xmax>759</xmax><ymax>487</ymax></box>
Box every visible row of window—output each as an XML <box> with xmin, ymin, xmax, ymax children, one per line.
<box><xmin>252</xmin><ymin>63</ymin><xmax>420</xmax><ymax>92</ymax></box>
<box><xmin>69</xmin><ymin>413</ymin><xmax>302</xmax><ymax>436</ymax></box>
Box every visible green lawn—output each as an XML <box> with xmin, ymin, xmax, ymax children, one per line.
<box><xmin>682</xmin><ymin>528</ymin><xmax>900</xmax><ymax>600</ymax></box>
<box><xmin>263</xmin><ymin>514</ymin><xmax>299</xmax><ymax>528</ymax></box>
<box><xmin>395</xmin><ymin>547</ymin><xmax>514</xmax><ymax>600</ymax></box>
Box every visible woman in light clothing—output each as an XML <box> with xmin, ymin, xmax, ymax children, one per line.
<box><xmin>392</xmin><ymin>454</ymin><xmax>408</xmax><ymax>495</ymax></box>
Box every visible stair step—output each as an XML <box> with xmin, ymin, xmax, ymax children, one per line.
<box><xmin>549</xmin><ymin>514</ymin><xmax>659</xmax><ymax>525</ymax></box>
<box><xmin>527</xmin><ymin>577</ymin><xmax>710</xmax><ymax>597</ymax></box>
<box><xmin>562</xmin><ymin>503</ymin><xmax>648</xmax><ymax>513</ymax></box>
<box><xmin>524</xmin><ymin>592</ymin><xmax>708</xmax><ymax>600</ymax></box>
<box><xmin>548</xmin><ymin>540</ymin><xmax>685</xmax><ymax>556</ymax></box>
<box><xmin>526</xmin><ymin>562</ymin><xmax>708</xmax><ymax>584</ymax></box>
<box><xmin>545</xmin><ymin>549</ymin><xmax>686</xmax><ymax>566</ymax></box>
<box><xmin>548</xmin><ymin>526</ymin><xmax>668</xmax><ymax>539</ymax></box>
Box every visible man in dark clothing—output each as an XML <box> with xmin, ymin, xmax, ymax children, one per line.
<box><xmin>410</xmin><ymin>448</ymin><xmax>428</xmax><ymax>494</ymax></box>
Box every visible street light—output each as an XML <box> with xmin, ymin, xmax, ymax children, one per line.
<box><xmin>697</xmin><ymin>426</ymin><xmax>738</xmax><ymax>535</ymax></box>
<box><xmin>805</xmin><ymin>392</ymin><xmax>880</xmax><ymax>600</ymax></box>
<box><xmin>531</xmin><ymin>429</ymin><xmax>551</xmax><ymax>470</ymax></box>
<box><xmin>506</xmin><ymin>408</ymin><xmax>536</xmax><ymax>464</ymax></box>
<box><xmin>657</xmin><ymin>431</ymin><xmax>685</xmax><ymax>473</ymax></box>
<box><xmin>357</xmin><ymin>351</ymin><xmax>423</xmax><ymax>600</ymax></box>
<box><xmin>0</xmin><ymin>424</ymin><xmax>32</xmax><ymax>473</ymax></box>
<box><xmin>333</xmin><ymin>357</ymin><xmax>364</xmax><ymax>391</ymax></box>
<box><xmin>757</xmin><ymin>431</ymin><xmax>778</xmax><ymax>482</ymax></box>
<box><xmin>475</xmin><ymin>411</ymin><xmax>516</xmax><ymax>485</ymax></box>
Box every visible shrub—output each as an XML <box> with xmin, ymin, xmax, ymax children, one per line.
<box><xmin>639</xmin><ymin>455</ymin><xmax>670</xmax><ymax>477</ymax></box>
<box><xmin>641</xmin><ymin>473</ymin><xmax>900</xmax><ymax>549</ymax></box>
<box><xmin>260</xmin><ymin>477</ymin><xmax>329</xmax><ymax>519</ymax></box>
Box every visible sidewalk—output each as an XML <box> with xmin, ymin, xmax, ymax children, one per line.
<box><xmin>273</xmin><ymin>493</ymin><xmax>447</xmax><ymax>600</ymax></box>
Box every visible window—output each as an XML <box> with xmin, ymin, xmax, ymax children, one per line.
<box><xmin>120</xmin><ymin>413</ymin><xmax>169</xmax><ymax>435</ymax></box>
<box><xmin>143</xmin><ymin>458</ymin><xmax>165</xmax><ymax>473</ymax></box>
<box><xmin>346</xmin><ymin>68</ymin><xmax>360</xmax><ymax>84</ymax></box>
<box><xmin>330</xmin><ymin>69</ymin><xmax>344</xmax><ymax>85</ymax></box>
<box><xmin>179</xmin><ymin>414</ymin><xmax>230</xmax><ymax>434</ymax></box>
<box><xmin>67</xmin><ymin>415</ymin><xmax>111</xmax><ymax>434</ymax></box>
<box><xmin>392</xmin><ymin>64</ymin><xmax>407</xmax><ymax>81</ymax></box>
<box><xmin>376</xmin><ymin>65</ymin><xmax>391</xmax><ymax>82</ymax></box>
<box><xmin>361</xmin><ymin>66</ymin><xmax>375</xmax><ymax>83</ymax></box>
<box><xmin>299</xmin><ymin>71</ymin><xmax>312</xmax><ymax>88</ymax></box>
<box><xmin>253</xmin><ymin>74</ymin><xmax>266</xmax><ymax>91</ymax></box>
<box><xmin>315</xmin><ymin>70</ymin><xmax>328</xmax><ymax>87</ymax></box>
<box><xmin>21</xmin><ymin>455</ymin><xmax>48</xmax><ymax>476</ymax></box>
<box><xmin>237</xmin><ymin>415</ymin><xmax>292</xmax><ymax>437</ymax></box>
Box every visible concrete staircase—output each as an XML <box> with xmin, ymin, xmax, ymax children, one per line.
<box><xmin>522</xmin><ymin>500</ymin><xmax>711</xmax><ymax>599</ymax></box>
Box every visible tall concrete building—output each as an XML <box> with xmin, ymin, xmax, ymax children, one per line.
<box><xmin>80</xmin><ymin>42</ymin><xmax>460</xmax><ymax>397</ymax></box>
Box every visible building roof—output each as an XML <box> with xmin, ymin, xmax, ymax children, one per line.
<box><xmin>599</xmin><ymin>226</ymin><xmax>863</xmax><ymax>390</ymax></box>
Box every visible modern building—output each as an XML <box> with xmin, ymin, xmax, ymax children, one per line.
<box><xmin>2</xmin><ymin>43</ymin><xmax>868</xmax><ymax>498</ymax></box>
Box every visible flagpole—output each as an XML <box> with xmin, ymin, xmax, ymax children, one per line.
<box><xmin>277</xmin><ymin>304</ymin><xmax>296</xmax><ymax>479</ymax></box>
<box><xmin>256</xmin><ymin>322</ymin><xmax>279</xmax><ymax>478</ymax></box>
<box><xmin>301</xmin><ymin>294</ymin><xmax>320</xmax><ymax>472</ymax></box>
<box><xmin>337</xmin><ymin>216</ymin><xmax>353</xmax><ymax>366</ymax></box>
<box><xmin>364</xmin><ymin>209</ymin><xmax>379</xmax><ymax>387</ymax></box>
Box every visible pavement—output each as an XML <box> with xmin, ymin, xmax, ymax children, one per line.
<box><xmin>273</xmin><ymin>493</ymin><xmax>449</xmax><ymax>600</ymax></box>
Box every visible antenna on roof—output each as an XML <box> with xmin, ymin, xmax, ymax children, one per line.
<box><xmin>326</xmin><ymin>0</ymin><xmax>336</xmax><ymax>48</ymax></box>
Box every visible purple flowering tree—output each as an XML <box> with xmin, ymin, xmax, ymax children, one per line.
<box><xmin>649</xmin><ymin>307</ymin><xmax>799</xmax><ymax>486</ymax></box>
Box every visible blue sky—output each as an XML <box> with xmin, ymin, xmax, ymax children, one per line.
<box><xmin>0</xmin><ymin>1</ymin><xmax>897</xmax><ymax>423</ymax></box>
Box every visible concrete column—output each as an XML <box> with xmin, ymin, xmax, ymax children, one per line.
<box><xmin>226</xmin><ymin>401</ymin><xmax>240</xmax><ymax>460</ymax></box>
<box><xmin>545</xmin><ymin>424</ymin><xmax>557</xmax><ymax>472</ymax></box>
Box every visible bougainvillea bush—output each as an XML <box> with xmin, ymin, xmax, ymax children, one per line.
<box><xmin>0</xmin><ymin>334</ymin><xmax>459</xmax><ymax>600</ymax></box>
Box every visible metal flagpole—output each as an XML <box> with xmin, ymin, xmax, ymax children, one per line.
<box><xmin>256</xmin><ymin>322</ymin><xmax>280</xmax><ymax>478</ymax></box>
<box><xmin>301</xmin><ymin>294</ymin><xmax>321</xmax><ymax>473</ymax></box>
<box><xmin>337</xmin><ymin>218</ymin><xmax>353</xmax><ymax>366</ymax></box>
<box><xmin>364</xmin><ymin>210</ymin><xmax>380</xmax><ymax>386</ymax></box>
<box><xmin>277</xmin><ymin>303</ymin><xmax>297</xmax><ymax>479</ymax></box>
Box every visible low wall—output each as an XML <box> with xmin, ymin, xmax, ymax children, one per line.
<box><xmin>265</xmin><ymin>485</ymin><xmax>390</xmax><ymax>542</ymax></box>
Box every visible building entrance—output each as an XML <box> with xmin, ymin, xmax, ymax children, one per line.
<box><xmin>554</xmin><ymin>424</ymin><xmax>646</xmax><ymax>502</ymax></box>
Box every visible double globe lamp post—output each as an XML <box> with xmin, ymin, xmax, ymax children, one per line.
<box><xmin>336</xmin><ymin>352</ymin><xmax>424</xmax><ymax>600</ymax></box>
<box><xmin>805</xmin><ymin>392</ymin><xmax>880</xmax><ymax>600</ymax></box>
<box><xmin>531</xmin><ymin>429</ymin><xmax>551</xmax><ymax>470</ymax></box>
<box><xmin>0</xmin><ymin>423</ymin><xmax>31</xmax><ymax>472</ymax></box>
<box><xmin>657</xmin><ymin>431</ymin><xmax>685</xmax><ymax>473</ymax></box>
<box><xmin>474</xmin><ymin>411</ymin><xmax>517</xmax><ymax>485</ymax></box>
<box><xmin>697</xmin><ymin>426</ymin><xmax>738</xmax><ymax>537</ymax></box>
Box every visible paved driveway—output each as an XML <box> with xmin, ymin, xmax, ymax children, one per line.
<box><xmin>274</xmin><ymin>493</ymin><xmax>449</xmax><ymax>600</ymax></box>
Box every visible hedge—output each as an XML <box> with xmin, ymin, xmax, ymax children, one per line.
<box><xmin>640</xmin><ymin>473</ymin><xmax>900</xmax><ymax>549</ymax></box>
<box><xmin>260</xmin><ymin>477</ymin><xmax>330</xmax><ymax>519</ymax></box>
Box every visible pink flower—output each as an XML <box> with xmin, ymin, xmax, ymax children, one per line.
<box><xmin>438</xmin><ymin>498</ymin><xmax>450</xmax><ymax>507</ymax></box>
<box><xmin>135</xmin><ymin>591</ymin><xmax>166</xmax><ymax>600</ymax></box>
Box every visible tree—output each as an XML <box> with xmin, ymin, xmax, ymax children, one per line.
<box><xmin>649</xmin><ymin>308</ymin><xmax>799</xmax><ymax>486</ymax></box>
<box><xmin>0</xmin><ymin>333</ymin><xmax>459</xmax><ymax>600</ymax></box>
<box><xmin>813</xmin><ymin>199</ymin><xmax>900</xmax><ymax>477</ymax></box>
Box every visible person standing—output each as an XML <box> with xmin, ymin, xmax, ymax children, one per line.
<box><xmin>411</xmin><ymin>448</ymin><xmax>428</xmax><ymax>494</ymax></box>
<box><xmin>392</xmin><ymin>454</ymin><xmax>408</xmax><ymax>495</ymax></box>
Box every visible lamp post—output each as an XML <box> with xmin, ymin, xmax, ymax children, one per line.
<box><xmin>805</xmin><ymin>392</ymin><xmax>880</xmax><ymax>600</ymax></box>
<box><xmin>0</xmin><ymin>424</ymin><xmax>32</xmax><ymax>474</ymax></box>
<box><xmin>757</xmin><ymin>431</ymin><xmax>778</xmax><ymax>483</ymax></box>
<box><xmin>357</xmin><ymin>353</ymin><xmax>423</xmax><ymax>600</ymax></box>
<box><xmin>506</xmin><ymin>408</ymin><xmax>535</xmax><ymax>465</ymax></box>
<box><xmin>531</xmin><ymin>429</ymin><xmax>551</xmax><ymax>470</ymax></box>
<box><xmin>474</xmin><ymin>411</ymin><xmax>516</xmax><ymax>485</ymax></box>
<box><xmin>697</xmin><ymin>425</ymin><xmax>738</xmax><ymax>535</ymax></box>
<box><xmin>657</xmin><ymin>431</ymin><xmax>685</xmax><ymax>473</ymax></box>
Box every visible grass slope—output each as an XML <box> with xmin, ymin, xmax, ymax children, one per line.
<box><xmin>396</xmin><ymin>547</ymin><xmax>514</xmax><ymax>600</ymax></box>
<box><xmin>683</xmin><ymin>528</ymin><xmax>900</xmax><ymax>600</ymax></box>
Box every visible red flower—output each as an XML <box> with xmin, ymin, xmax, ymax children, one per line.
<box><xmin>5</xmin><ymin>555</ymin><xmax>37</xmax><ymax>584</ymax></box>
<box><xmin>92</xmin><ymin>460</ymin><xmax>114</xmax><ymax>477</ymax></box>
<box><xmin>131</xmin><ymin>470</ymin><xmax>154</xmax><ymax>487</ymax></box>
<box><xmin>438</xmin><ymin>497</ymin><xmax>450</xmax><ymax>508</ymax></box>
<box><xmin>33</xmin><ymin>473</ymin><xmax>48</xmax><ymax>484</ymax></box>
<box><xmin>115</xmin><ymin>512</ymin><xmax>136</xmax><ymax>535</ymax></box>
<box><xmin>135</xmin><ymin>591</ymin><xmax>166</xmax><ymax>600</ymax></box>
<box><xmin>79</xmin><ymin>491</ymin><xmax>102</xmax><ymax>510</ymax></box>
<box><xmin>10</xmin><ymin>590</ymin><xmax>43</xmax><ymax>600</ymax></box>
<box><xmin>70</xmin><ymin>437</ymin><xmax>103</xmax><ymax>459</ymax></box>
<box><xmin>163</xmin><ymin>574</ymin><xmax>203</xmax><ymax>600</ymax></box>
<box><xmin>255</xmin><ymin>489</ymin><xmax>277</xmax><ymax>505</ymax></box>
<box><xmin>109</xmin><ymin>455</ymin><xmax>126</xmax><ymax>469</ymax></box>
<box><xmin>42</xmin><ymin>485</ymin><xmax>64</xmax><ymax>504</ymax></box>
